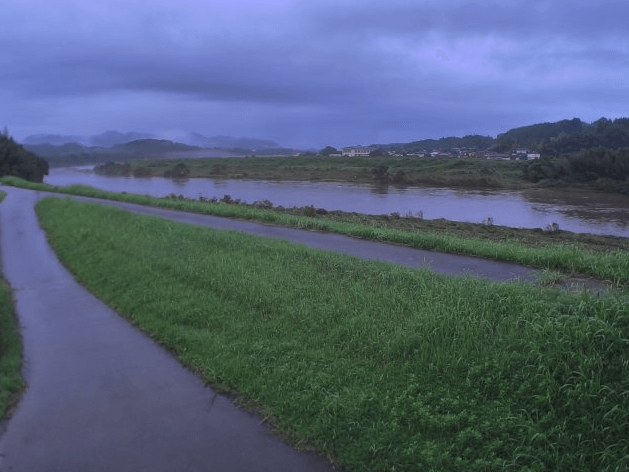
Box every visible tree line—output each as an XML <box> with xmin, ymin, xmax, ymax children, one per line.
<box><xmin>495</xmin><ymin>117</ymin><xmax>629</xmax><ymax>155</ymax></box>
<box><xmin>524</xmin><ymin>148</ymin><xmax>629</xmax><ymax>193</ymax></box>
<box><xmin>0</xmin><ymin>130</ymin><xmax>49</xmax><ymax>183</ymax></box>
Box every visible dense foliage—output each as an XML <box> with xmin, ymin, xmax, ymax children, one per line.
<box><xmin>568</xmin><ymin>147</ymin><xmax>629</xmax><ymax>181</ymax></box>
<box><xmin>496</xmin><ymin>118</ymin><xmax>629</xmax><ymax>155</ymax></box>
<box><xmin>524</xmin><ymin>148</ymin><xmax>629</xmax><ymax>193</ymax></box>
<box><xmin>0</xmin><ymin>131</ymin><xmax>49</xmax><ymax>182</ymax></box>
<box><xmin>493</xmin><ymin>118</ymin><xmax>585</xmax><ymax>152</ymax></box>
<box><xmin>95</xmin><ymin>160</ymin><xmax>190</xmax><ymax>178</ymax></box>
<box><xmin>544</xmin><ymin>118</ymin><xmax>629</xmax><ymax>155</ymax></box>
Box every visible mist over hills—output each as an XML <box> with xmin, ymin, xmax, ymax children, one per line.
<box><xmin>177</xmin><ymin>132</ymin><xmax>280</xmax><ymax>149</ymax></box>
<box><xmin>24</xmin><ymin>131</ymin><xmax>281</xmax><ymax>150</ymax></box>
<box><xmin>23</xmin><ymin>134</ymin><xmax>87</xmax><ymax>146</ymax></box>
<box><xmin>24</xmin><ymin>131</ymin><xmax>156</xmax><ymax>147</ymax></box>
<box><xmin>19</xmin><ymin>116</ymin><xmax>629</xmax><ymax>167</ymax></box>
<box><xmin>22</xmin><ymin>132</ymin><xmax>291</xmax><ymax>167</ymax></box>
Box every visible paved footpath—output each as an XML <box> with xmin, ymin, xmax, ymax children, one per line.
<box><xmin>0</xmin><ymin>187</ymin><xmax>337</xmax><ymax>472</ymax></box>
<box><xmin>0</xmin><ymin>186</ymin><xmax>541</xmax><ymax>471</ymax></box>
<box><xmin>35</xmin><ymin>188</ymin><xmax>540</xmax><ymax>282</ymax></box>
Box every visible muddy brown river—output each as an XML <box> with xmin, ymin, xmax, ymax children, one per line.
<box><xmin>46</xmin><ymin>167</ymin><xmax>629</xmax><ymax>238</ymax></box>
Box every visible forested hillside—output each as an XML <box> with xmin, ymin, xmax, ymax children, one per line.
<box><xmin>0</xmin><ymin>130</ymin><xmax>49</xmax><ymax>182</ymax></box>
<box><xmin>524</xmin><ymin>148</ymin><xmax>629</xmax><ymax>194</ymax></box>
<box><xmin>494</xmin><ymin>118</ymin><xmax>629</xmax><ymax>155</ymax></box>
<box><xmin>379</xmin><ymin>135</ymin><xmax>495</xmax><ymax>153</ymax></box>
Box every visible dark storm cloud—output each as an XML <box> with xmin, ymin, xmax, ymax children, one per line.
<box><xmin>304</xmin><ymin>0</ymin><xmax>628</xmax><ymax>41</ymax></box>
<box><xmin>1</xmin><ymin>0</ymin><xmax>628</xmax><ymax>147</ymax></box>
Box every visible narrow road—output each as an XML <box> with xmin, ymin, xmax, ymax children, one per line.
<box><xmin>0</xmin><ymin>186</ymin><xmax>542</xmax><ymax>471</ymax></box>
<box><xmin>31</xmin><ymin>187</ymin><xmax>541</xmax><ymax>282</ymax></box>
<box><xmin>0</xmin><ymin>187</ymin><xmax>336</xmax><ymax>472</ymax></box>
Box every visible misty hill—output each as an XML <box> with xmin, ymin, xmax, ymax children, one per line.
<box><xmin>24</xmin><ymin>134</ymin><xmax>87</xmax><ymax>146</ymax></box>
<box><xmin>114</xmin><ymin>139</ymin><xmax>200</xmax><ymax>153</ymax></box>
<box><xmin>90</xmin><ymin>131</ymin><xmax>155</xmax><ymax>146</ymax></box>
<box><xmin>23</xmin><ymin>143</ymin><xmax>106</xmax><ymax>166</ymax></box>
<box><xmin>181</xmin><ymin>132</ymin><xmax>280</xmax><ymax>150</ymax></box>
<box><xmin>24</xmin><ymin>131</ymin><xmax>155</xmax><ymax>147</ymax></box>
<box><xmin>24</xmin><ymin>139</ymin><xmax>202</xmax><ymax>167</ymax></box>
<box><xmin>25</xmin><ymin>142</ymin><xmax>100</xmax><ymax>157</ymax></box>
<box><xmin>24</xmin><ymin>130</ymin><xmax>283</xmax><ymax>153</ymax></box>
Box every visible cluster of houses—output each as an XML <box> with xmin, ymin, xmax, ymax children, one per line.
<box><xmin>337</xmin><ymin>147</ymin><xmax>541</xmax><ymax>160</ymax></box>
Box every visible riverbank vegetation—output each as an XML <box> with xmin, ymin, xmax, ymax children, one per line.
<box><xmin>35</xmin><ymin>197</ymin><xmax>629</xmax><ymax>472</ymax></box>
<box><xmin>3</xmin><ymin>176</ymin><xmax>629</xmax><ymax>286</ymax></box>
<box><xmin>94</xmin><ymin>155</ymin><xmax>531</xmax><ymax>189</ymax></box>
<box><xmin>94</xmin><ymin>151</ymin><xmax>629</xmax><ymax>196</ymax></box>
<box><xmin>0</xmin><ymin>191</ymin><xmax>24</xmax><ymax>421</ymax></box>
<box><xmin>524</xmin><ymin>149</ymin><xmax>629</xmax><ymax>194</ymax></box>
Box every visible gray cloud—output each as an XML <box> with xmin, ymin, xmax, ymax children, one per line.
<box><xmin>1</xmin><ymin>0</ymin><xmax>628</xmax><ymax>148</ymax></box>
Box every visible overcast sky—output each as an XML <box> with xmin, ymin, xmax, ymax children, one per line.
<box><xmin>2</xmin><ymin>0</ymin><xmax>628</xmax><ymax>149</ymax></box>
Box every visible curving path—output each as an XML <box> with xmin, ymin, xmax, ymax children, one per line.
<box><xmin>0</xmin><ymin>187</ymin><xmax>336</xmax><ymax>472</ymax></box>
<box><xmin>0</xmin><ymin>186</ymin><xmax>541</xmax><ymax>471</ymax></box>
<box><xmin>31</xmin><ymin>187</ymin><xmax>540</xmax><ymax>281</ymax></box>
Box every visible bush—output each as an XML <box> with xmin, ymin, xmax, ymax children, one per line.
<box><xmin>163</xmin><ymin>163</ymin><xmax>190</xmax><ymax>178</ymax></box>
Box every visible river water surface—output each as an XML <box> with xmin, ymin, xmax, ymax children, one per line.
<box><xmin>45</xmin><ymin>167</ymin><xmax>629</xmax><ymax>238</ymax></box>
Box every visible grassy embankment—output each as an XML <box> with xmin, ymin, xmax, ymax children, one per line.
<box><xmin>3</xmin><ymin>176</ymin><xmax>629</xmax><ymax>286</ymax></box>
<box><xmin>0</xmin><ymin>191</ymin><xmax>24</xmax><ymax>421</ymax></box>
<box><xmin>102</xmin><ymin>156</ymin><xmax>532</xmax><ymax>188</ymax></box>
<box><xmin>35</xmin><ymin>197</ymin><xmax>629</xmax><ymax>472</ymax></box>
<box><xmin>4</xmin><ymin>176</ymin><xmax>629</xmax><ymax>285</ymax></box>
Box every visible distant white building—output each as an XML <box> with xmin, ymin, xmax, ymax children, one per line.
<box><xmin>527</xmin><ymin>153</ymin><xmax>541</xmax><ymax>159</ymax></box>
<box><xmin>342</xmin><ymin>147</ymin><xmax>375</xmax><ymax>157</ymax></box>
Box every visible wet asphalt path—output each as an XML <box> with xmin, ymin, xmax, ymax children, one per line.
<box><xmin>0</xmin><ymin>186</ymin><xmax>540</xmax><ymax>471</ymax></box>
<box><xmin>0</xmin><ymin>187</ymin><xmax>336</xmax><ymax>472</ymax></box>
<box><xmin>34</xmin><ymin>188</ymin><xmax>539</xmax><ymax>282</ymax></box>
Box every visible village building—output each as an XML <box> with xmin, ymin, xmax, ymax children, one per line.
<box><xmin>341</xmin><ymin>147</ymin><xmax>376</xmax><ymax>157</ymax></box>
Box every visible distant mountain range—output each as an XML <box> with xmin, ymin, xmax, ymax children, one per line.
<box><xmin>23</xmin><ymin>131</ymin><xmax>281</xmax><ymax>150</ymax></box>
<box><xmin>24</xmin><ymin>131</ymin><xmax>155</xmax><ymax>147</ymax></box>
<box><xmin>22</xmin><ymin>132</ymin><xmax>292</xmax><ymax>167</ymax></box>
<box><xmin>22</xmin><ymin>117</ymin><xmax>629</xmax><ymax>167</ymax></box>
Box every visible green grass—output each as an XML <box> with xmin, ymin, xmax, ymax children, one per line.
<box><xmin>97</xmin><ymin>155</ymin><xmax>532</xmax><ymax>188</ymax></box>
<box><xmin>35</xmin><ymin>197</ymin><xmax>629</xmax><ymax>472</ymax></box>
<box><xmin>0</xmin><ymin>190</ymin><xmax>24</xmax><ymax>421</ymax></box>
<box><xmin>3</xmin><ymin>176</ymin><xmax>629</xmax><ymax>285</ymax></box>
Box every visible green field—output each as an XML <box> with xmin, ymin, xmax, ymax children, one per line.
<box><xmin>0</xmin><ymin>191</ymin><xmax>23</xmax><ymax>421</ymax></box>
<box><xmin>35</xmin><ymin>197</ymin><xmax>629</xmax><ymax>472</ymax></box>
<box><xmin>97</xmin><ymin>155</ymin><xmax>531</xmax><ymax>188</ymax></box>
